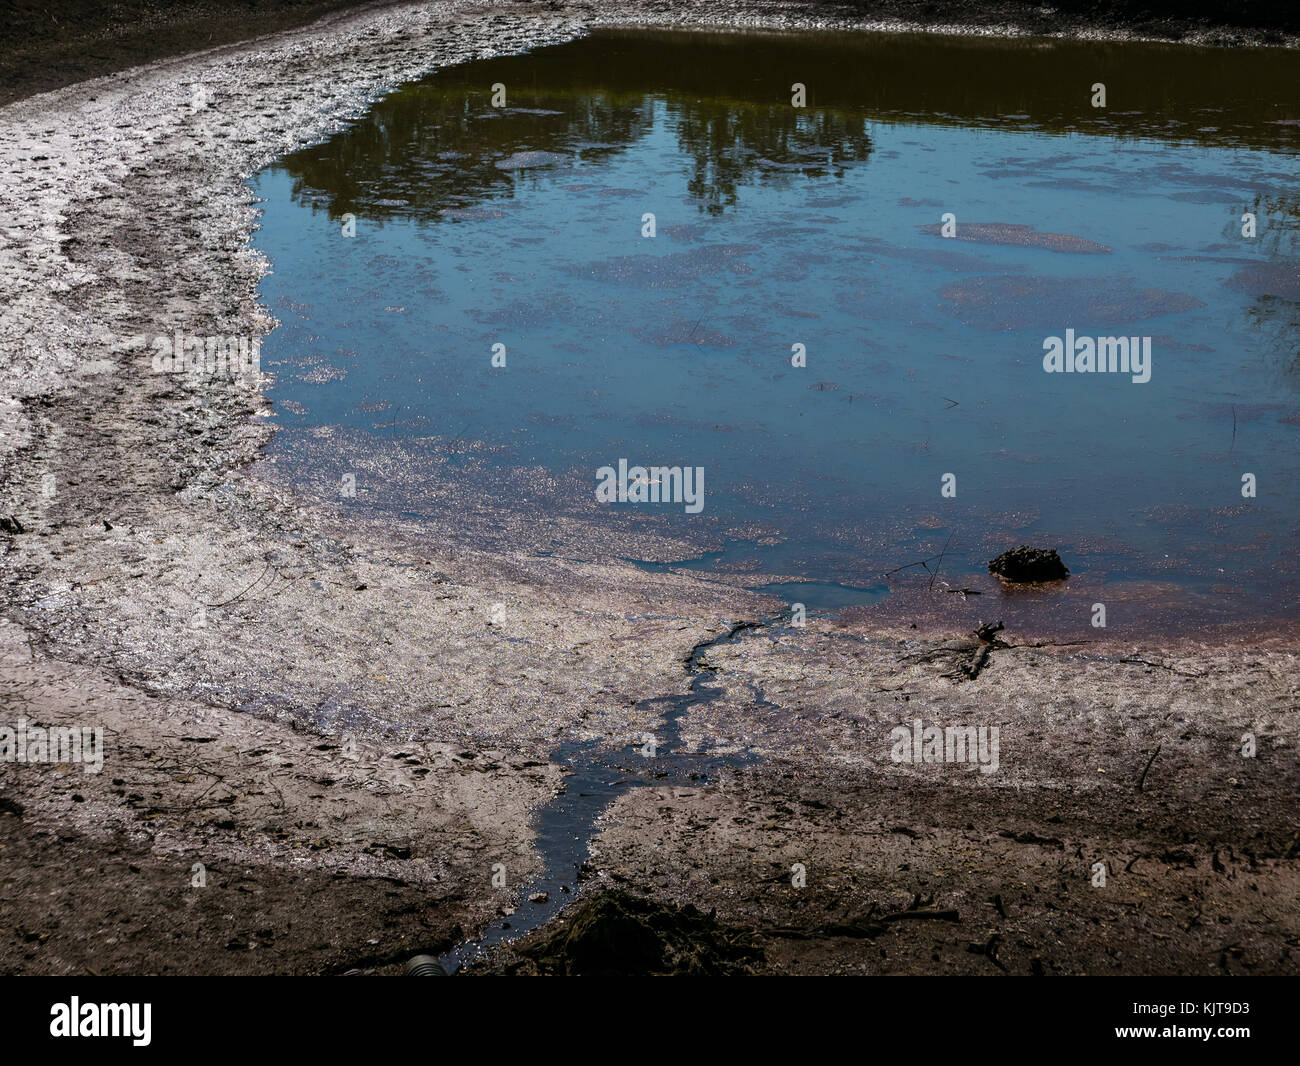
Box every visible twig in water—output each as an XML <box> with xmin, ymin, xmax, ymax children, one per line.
<box><xmin>684</xmin><ymin>307</ymin><xmax>708</xmax><ymax>344</ymax></box>
<box><xmin>885</xmin><ymin>532</ymin><xmax>956</xmax><ymax>586</ymax></box>
<box><xmin>928</xmin><ymin>532</ymin><xmax>954</xmax><ymax>590</ymax></box>
<box><xmin>884</xmin><ymin>556</ymin><xmax>943</xmax><ymax>578</ymax></box>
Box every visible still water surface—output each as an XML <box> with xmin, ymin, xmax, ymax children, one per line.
<box><xmin>249</xmin><ymin>28</ymin><xmax>1300</xmax><ymax>621</ymax></box>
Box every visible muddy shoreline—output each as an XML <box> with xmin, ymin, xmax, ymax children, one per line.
<box><xmin>3</xmin><ymin>0</ymin><xmax>1298</xmax><ymax>111</ymax></box>
<box><xmin>1</xmin><ymin>0</ymin><xmax>1297</xmax><ymax>975</ymax></box>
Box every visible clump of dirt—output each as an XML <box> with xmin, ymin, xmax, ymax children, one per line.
<box><xmin>472</xmin><ymin>890</ymin><xmax>765</xmax><ymax>976</ymax></box>
<box><xmin>988</xmin><ymin>546</ymin><xmax>1070</xmax><ymax>582</ymax></box>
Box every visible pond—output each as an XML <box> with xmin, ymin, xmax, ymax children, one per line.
<box><xmin>248</xmin><ymin>27</ymin><xmax>1300</xmax><ymax>626</ymax></box>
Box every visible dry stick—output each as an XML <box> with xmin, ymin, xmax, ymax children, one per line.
<box><xmin>202</xmin><ymin>560</ymin><xmax>275</xmax><ymax>609</ymax></box>
<box><xmin>1121</xmin><ymin>656</ymin><xmax>1207</xmax><ymax>678</ymax></box>
<box><xmin>177</xmin><ymin>777</ymin><xmax>223</xmax><ymax>816</ymax></box>
<box><xmin>885</xmin><ymin>533</ymin><xmax>956</xmax><ymax>587</ymax></box>
<box><xmin>685</xmin><ymin>307</ymin><xmax>709</xmax><ymax>344</ymax></box>
<box><xmin>1137</xmin><ymin>743</ymin><xmax>1163</xmax><ymax>793</ymax></box>
<box><xmin>884</xmin><ymin>556</ymin><xmax>942</xmax><ymax>577</ymax></box>
<box><xmin>928</xmin><ymin>532</ymin><xmax>954</xmax><ymax>590</ymax></box>
<box><xmin>881</xmin><ymin>908</ymin><xmax>959</xmax><ymax>922</ymax></box>
<box><xmin>964</xmin><ymin>644</ymin><xmax>993</xmax><ymax>681</ymax></box>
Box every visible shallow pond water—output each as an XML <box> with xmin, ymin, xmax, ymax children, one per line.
<box><xmin>250</xmin><ymin>27</ymin><xmax>1300</xmax><ymax>625</ymax></box>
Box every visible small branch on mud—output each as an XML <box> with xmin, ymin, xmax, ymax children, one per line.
<box><xmin>1137</xmin><ymin>743</ymin><xmax>1163</xmax><ymax>793</ymax></box>
<box><xmin>1121</xmin><ymin>657</ymin><xmax>1207</xmax><ymax>678</ymax></box>
<box><xmin>963</xmin><ymin>645</ymin><xmax>992</xmax><ymax>681</ymax></box>
<box><xmin>766</xmin><ymin>906</ymin><xmax>959</xmax><ymax>943</ymax></box>
<box><xmin>202</xmin><ymin>560</ymin><xmax>275</xmax><ymax>608</ymax></box>
<box><xmin>967</xmin><ymin>932</ymin><xmax>1007</xmax><ymax>971</ymax></box>
<box><xmin>881</xmin><ymin>908</ymin><xmax>960</xmax><ymax>923</ymax></box>
<box><xmin>959</xmin><ymin>620</ymin><xmax>1008</xmax><ymax>681</ymax></box>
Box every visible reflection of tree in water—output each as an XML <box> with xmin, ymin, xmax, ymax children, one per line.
<box><xmin>671</xmin><ymin>102</ymin><xmax>872</xmax><ymax>215</ymax></box>
<box><xmin>1241</xmin><ymin>193</ymin><xmax>1300</xmax><ymax>261</ymax></box>
<box><xmin>1235</xmin><ymin>193</ymin><xmax>1300</xmax><ymax>398</ymax></box>
<box><xmin>274</xmin><ymin>80</ymin><xmax>871</xmax><ymax>223</ymax></box>
<box><xmin>276</xmin><ymin>89</ymin><xmax>653</xmax><ymax>222</ymax></box>
<box><xmin>1245</xmin><ymin>293</ymin><xmax>1300</xmax><ymax>391</ymax></box>
<box><xmin>271</xmin><ymin>24</ymin><xmax>1298</xmax><ymax>225</ymax></box>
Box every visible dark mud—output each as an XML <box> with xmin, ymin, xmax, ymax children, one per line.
<box><xmin>0</xmin><ymin>0</ymin><xmax>387</xmax><ymax>107</ymax></box>
<box><xmin>470</xmin><ymin>889</ymin><xmax>765</xmax><ymax>975</ymax></box>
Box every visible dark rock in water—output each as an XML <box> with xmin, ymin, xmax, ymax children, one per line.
<box><xmin>487</xmin><ymin>890</ymin><xmax>763</xmax><ymax>976</ymax></box>
<box><xmin>988</xmin><ymin>546</ymin><xmax>1069</xmax><ymax>583</ymax></box>
<box><xmin>0</xmin><ymin>515</ymin><xmax>24</xmax><ymax>534</ymax></box>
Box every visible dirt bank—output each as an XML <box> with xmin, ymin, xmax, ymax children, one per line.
<box><xmin>3</xmin><ymin>0</ymin><xmax>1298</xmax><ymax>110</ymax></box>
<box><xmin>1</xmin><ymin>0</ymin><xmax>1296</xmax><ymax>975</ymax></box>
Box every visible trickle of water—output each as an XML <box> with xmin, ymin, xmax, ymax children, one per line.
<box><xmin>439</xmin><ymin>618</ymin><xmax>771</xmax><ymax>974</ymax></box>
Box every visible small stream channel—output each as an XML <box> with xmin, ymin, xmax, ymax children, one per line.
<box><xmin>438</xmin><ymin>616</ymin><xmax>775</xmax><ymax>973</ymax></box>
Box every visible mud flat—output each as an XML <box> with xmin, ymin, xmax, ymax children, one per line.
<box><xmin>1</xmin><ymin>1</ymin><xmax>1297</xmax><ymax>974</ymax></box>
